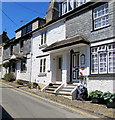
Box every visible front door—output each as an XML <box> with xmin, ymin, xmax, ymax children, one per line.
<box><xmin>57</xmin><ymin>56</ymin><xmax>62</xmax><ymax>82</ymax></box>
<box><xmin>72</xmin><ymin>52</ymin><xmax>79</xmax><ymax>82</ymax></box>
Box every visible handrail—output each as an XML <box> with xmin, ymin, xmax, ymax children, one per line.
<box><xmin>41</xmin><ymin>83</ymin><xmax>49</xmax><ymax>92</ymax></box>
<box><xmin>54</xmin><ymin>83</ymin><xmax>64</xmax><ymax>93</ymax></box>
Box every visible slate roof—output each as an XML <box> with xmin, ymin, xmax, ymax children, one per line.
<box><xmin>43</xmin><ymin>34</ymin><xmax>90</xmax><ymax>52</ymax></box>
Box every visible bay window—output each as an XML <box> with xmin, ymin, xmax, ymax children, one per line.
<box><xmin>91</xmin><ymin>43</ymin><xmax>115</xmax><ymax>74</ymax></box>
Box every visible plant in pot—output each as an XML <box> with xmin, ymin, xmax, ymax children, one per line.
<box><xmin>101</xmin><ymin>92</ymin><xmax>115</xmax><ymax>108</ymax></box>
<box><xmin>89</xmin><ymin>90</ymin><xmax>104</xmax><ymax>104</ymax></box>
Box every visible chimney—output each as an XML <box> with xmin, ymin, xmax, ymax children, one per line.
<box><xmin>46</xmin><ymin>0</ymin><xmax>59</xmax><ymax>23</ymax></box>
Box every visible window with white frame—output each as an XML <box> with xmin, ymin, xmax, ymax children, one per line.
<box><xmin>91</xmin><ymin>43</ymin><xmax>115</xmax><ymax>74</ymax></box>
<box><xmin>108</xmin><ymin>44</ymin><xmax>115</xmax><ymax>73</ymax></box>
<box><xmin>93</xmin><ymin>3</ymin><xmax>109</xmax><ymax>30</ymax></box>
<box><xmin>41</xmin><ymin>31</ymin><xmax>47</xmax><ymax>45</ymax></box>
<box><xmin>40</xmin><ymin>58</ymin><xmax>46</xmax><ymax>73</ymax></box>
<box><xmin>61</xmin><ymin>0</ymin><xmax>87</xmax><ymax>15</ymax></box>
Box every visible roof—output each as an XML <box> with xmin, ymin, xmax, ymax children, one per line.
<box><xmin>43</xmin><ymin>34</ymin><xmax>90</xmax><ymax>52</ymax></box>
<box><xmin>15</xmin><ymin>17</ymin><xmax>46</xmax><ymax>32</ymax></box>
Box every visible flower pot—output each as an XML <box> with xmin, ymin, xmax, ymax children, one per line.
<box><xmin>91</xmin><ymin>98</ymin><xmax>104</xmax><ymax>104</ymax></box>
<box><xmin>106</xmin><ymin>101</ymin><xmax>115</xmax><ymax>108</ymax></box>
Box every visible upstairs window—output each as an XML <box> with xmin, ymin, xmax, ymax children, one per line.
<box><xmin>20</xmin><ymin>40</ymin><xmax>24</xmax><ymax>52</ymax></box>
<box><xmin>41</xmin><ymin>31</ymin><xmax>47</xmax><ymax>45</ymax></box>
<box><xmin>61</xmin><ymin>0</ymin><xmax>87</xmax><ymax>15</ymax></box>
<box><xmin>21</xmin><ymin>24</ymin><xmax>32</xmax><ymax>36</ymax></box>
<box><xmin>10</xmin><ymin>45</ymin><xmax>14</xmax><ymax>55</ymax></box>
<box><xmin>93</xmin><ymin>3</ymin><xmax>109</xmax><ymax>30</ymax></box>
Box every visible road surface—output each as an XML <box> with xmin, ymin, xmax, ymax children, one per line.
<box><xmin>0</xmin><ymin>83</ymin><xmax>97</xmax><ymax>119</ymax></box>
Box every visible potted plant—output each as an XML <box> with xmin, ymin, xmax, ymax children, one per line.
<box><xmin>78</xmin><ymin>72</ymin><xmax>86</xmax><ymax>84</ymax></box>
<box><xmin>89</xmin><ymin>90</ymin><xmax>104</xmax><ymax>104</ymax></box>
<box><xmin>101</xmin><ymin>92</ymin><xmax>115</xmax><ymax>108</ymax></box>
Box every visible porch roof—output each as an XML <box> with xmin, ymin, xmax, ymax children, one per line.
<box><xmin>10</xmin><ymin>52</ymin><xmax>26</xmax><ymax>60</ymax></box>
<box><xmin>43</xmin><ymin>35</ymin><xmax>90</xmax><ymax>52</ymax></box>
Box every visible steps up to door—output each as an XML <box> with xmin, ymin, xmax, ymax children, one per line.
<box><xmin>57</xmin><ymin>84</ymin><xmax>79</xmax><ymax>99</ymax></box>
<box><xmin>45</xmin><ymin>83</ymin><xmax>61</xmax><ymax>94</ymax></box>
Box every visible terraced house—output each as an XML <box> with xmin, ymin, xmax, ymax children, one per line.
<box><xmin>3</xmin><ymin>17</ymin><xmax>45</xmax><ymax>82</ymax></box>
<box><xmin>2</xmin><ymin>0</ymin><xmax>115</xmax><ymax>99</ymax></box>
<box><xmin>31</xmin><ymin>0</ymin><xmax>115</xmax><ymax>99</ymax></box>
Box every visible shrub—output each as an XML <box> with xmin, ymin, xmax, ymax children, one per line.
<box><xmin>89</xmin><ymin>90</ymin><xmax>103</xmax><ymax>99</ymax></box>
<box><xmin>27</xmin><ymin>83</ymin><xmax>32</xmax><ymax>88</ymax></box>
<box><xmin>16</xmin><ymin>80</ymin><xmax>23</xmax><ymax>85</ymax></box>
<box><xmin>101</xmin><ymin>92</ymin><xmax>115</xmax><ymax>103</ymax></box>
<box><xmin>4</xmin><ymin>73</ymin><xmax>15</xmax><ymax>82</ymax></box>
<box><xmin>2</xmin><ymin>62</ymin><xmax>10</xmax><ymax>69</ymax></box>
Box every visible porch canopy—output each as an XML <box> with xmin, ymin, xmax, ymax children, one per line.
<box><xmin>43</xmin><ymin>34</ymin><xmax>90</xmax><ymax>52</ymax></box>
<box><xmin>10</xmin><ymin>52</ymin><xmax>26</xmax><ymax>60</ymax></box>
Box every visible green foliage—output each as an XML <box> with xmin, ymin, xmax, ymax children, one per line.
<box><xmin>101</xmin><ymin>92</ymin><xmax>115</xmax><ymax>102</ymax></box>
<box><xmin>2</xmin><ymin>62</ymin><xmax>10</xmax><ymax>69</ymax></box>
<box><xmin>4</xmin><ymin>73</ymin><xmax>15</xmax><ymax>82</ymax></box>
<box><xmin>89</xmin><ymin>90</ymin><xmax>103</xmax><ymax>99</ymax></box>
<box><xmin>16</xmin><ymin>80</ymin><xmax>23</xmax><ymax>85</ymax></box>
<box><xmin>27</xmin><ymin>83</ymin><xmax>32</xmax><ymax>88</ymax></box>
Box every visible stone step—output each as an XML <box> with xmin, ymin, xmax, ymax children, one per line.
<box><xmin>45</xmin><ymin>90</ymin><xmax>54</xmax><ymax>94</ymax></box>
<box><xmin>58</xmin><ymin>91</ymin><xmax>71</xmax><ymax>96</ymax></box>
<box><xmin>59</xmin><ymin>88</ymin><xmax>72</xmax><ymax>92</ymax></box>
<box><xmin>45</xmin><ymin>88</ymin><xmax>56</xmax><ymax>91</ymax></box>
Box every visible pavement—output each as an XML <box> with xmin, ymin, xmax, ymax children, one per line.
<box><xmin>1</xmin><ymin>80</ymin><xmax>115</xmax><ymax>119</ymax></box>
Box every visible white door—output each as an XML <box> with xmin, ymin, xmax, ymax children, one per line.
<box><xmin>72</xmin><ymin>52</ymin><xmax>79</xmax><ymax>82</ymax></box>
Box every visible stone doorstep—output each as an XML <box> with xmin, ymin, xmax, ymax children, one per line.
<box><xmin>2</xmin><ymin>82</ymin><xmax>114</xmax><ymax>119</ymax></box>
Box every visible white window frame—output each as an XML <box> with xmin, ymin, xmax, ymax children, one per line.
<box><xmin>107</xmin><ymin>44</ymin><xmax>115</xmax><ymax>73</ymax></box>
<box><xmin>39</xmin><ymin>58</ymin><xmax>46</xmax><ymax>73</ymax></box>
<box><xmin>41</xmin><ymin>31</ymin><xmax>47</xmax><ymax>46</ymax></box>
<box><xmin>91</xmin><ymin>47</ymin><xmax>98</xmax><ymax>74</ymax></box>
<box><xmin>99</xmin><ymin>52</ymin><xmax>107</xmax><ymax>74</ymax></box>
<box><xmin>93</xmin><ymin>3</ymin><xmax>109</xmax><ymax>30</ymax></box>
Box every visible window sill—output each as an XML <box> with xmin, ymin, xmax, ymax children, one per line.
<box><xmin>91</xmin><ymin>25</ymin><xmax>111</xmax><ymax>32</ymax></box>
<box><xmin>88</xmin><ymin>74</ymin><xmax>115</xmax><ymax>77</ymax></box>
<box><xmin>38</xmin><ymin>73</ymin><xmax>47</xmax><ymax>77</ymax></box>
<box><xmin>39</xmin><ymin>44</ymin><xmax>47</xmax><ymax>49</ymax></box>
<box><xmin>20</xmin><ymin>71</ymin><xmax>26</xmax><ymax>73</ymax></box>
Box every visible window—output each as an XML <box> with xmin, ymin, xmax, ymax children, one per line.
<box><xmin>61</xmin><ymin>0</ymin><xmax>87</xmax><ymax>15</ymax></box>
<box><xmin>21</xmin><ymin>24</ymin><xmax>32</xmax><ymax>36</ymax></box>
<box><xmin>10</xmin><ymin>45</ymin><xmax>14</xmax><ymax>55</ymax></box>
<box><xmin>76</xmin><ymin>0</ymin><xmax>86</xmax><ymax>7</ymax></box>
<box><xmin>108</xmin><ymin>44</ymin><xmax>115</xmax><ymax>73</ymax></box>
<box><xmin>20</xmin><ymin>40</ymin><xmax>24</xmax><ymax>52</ymax></box>
<box><xmin>40</xmin><ymin>58</ymin><xmax>46</xmax><ymax>73</ymax></box>
<box><xmin>93</xmin><ymin>3</ymin><xmax>109</xmax><ymax>29</ymax></box>
<box><xmin>0</xmin><ymin>48</ymin><xmax>2</xmax><ymax>57</ymax></box>
<box><xmin>0</xmin><ymin>65</ymin><xmax>1</xmax><ymax>72</ymax></box>
<box><xmin>21</xmin><ymin>59</ymin><xmax>27</xmax><ymax>72</ymax></box>
<box><xmin>91</xmin><ymin>43</ymin><xmax>115</xmax><ymax>74</ymax></box>
<box><xmin>41</xmin><ymin>31</ymin><xmax>47</xmax><ymax>45</ymax></box>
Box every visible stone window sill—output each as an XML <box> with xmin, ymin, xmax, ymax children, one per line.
<box><xmin>39</xmin><ymin>44</ymin><xmax>47</xmax><ymax>49</ymax></box>
<box><xmin>38</xmin><ymin>73</ymin><xmax>47</xmax><ymax>77</ymax></box>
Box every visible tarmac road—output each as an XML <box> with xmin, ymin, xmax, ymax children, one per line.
<box><xmin>0</xmin><ymin>83</ymin><xmax>98</xmax><ymax>119</ymax></box>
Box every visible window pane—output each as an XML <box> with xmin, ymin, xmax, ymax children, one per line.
<box><xmin>43</xmin><ymin>59</ymin><xmax>46</xmax><ymax>72</ymax></box>
<box><xmin>99</xmin><ymin>52</ymin><xmax>107</xmax><ymax>73</ymax></box>
<box><xmin>40</xmin><ymin>59</ymin><xmax>42</xmax><ymax>73</ymax></box>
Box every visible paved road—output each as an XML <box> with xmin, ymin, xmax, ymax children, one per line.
<box><xmin>0</xmin><ymin>83</ymin><xmax>96</xmax><ymax>119</ymax></box>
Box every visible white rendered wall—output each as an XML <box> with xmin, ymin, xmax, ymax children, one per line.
<box><xmin>31</xmin><ymin>21</ymin><xmax>65</xmax><ymax>85</ymax></box>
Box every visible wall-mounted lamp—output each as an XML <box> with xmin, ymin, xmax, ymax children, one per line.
<box><xmin>81</xmin><ymin>54</ymin><xmax>85</xmax><ymax>65</ymax></box>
